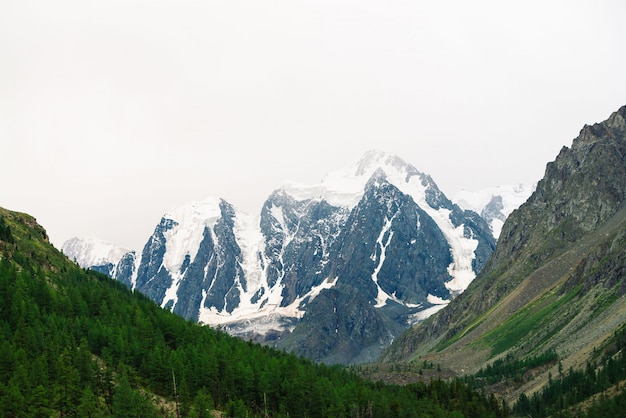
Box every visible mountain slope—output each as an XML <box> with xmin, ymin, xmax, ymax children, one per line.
<box><xmin>0</xmin><ymin>206</ymin><xmax>506</xmax><ymax>417</ymax></box>
<box><xmin>64</xmin><ymin>150</ymin><xmax>496</xmax><ymax>364</ymax></box>
<box><xmin>382</xmin><ymin>105</ymin><xmax>626</xmax><ymax>404</ymax></box>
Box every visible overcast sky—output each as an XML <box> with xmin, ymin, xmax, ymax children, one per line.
<box><xmin>2</xmin><ymin>0</ymin><xmax>626</xmax><ymax>251</ymax></box>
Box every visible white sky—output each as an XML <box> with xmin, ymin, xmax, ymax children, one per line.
<box><xmin>2</xmin><ymin>0</ymin><xmax>626</xmax><ymax>251</ymax></box>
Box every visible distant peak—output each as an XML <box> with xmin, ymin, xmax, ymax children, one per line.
<box><xmin>355</xmin><ymin>150</ymin><xmax>416</xmax><ymax>178</ymax></box>
<box><xmin>61</xmin><ymin>237</ymin><xmax>130</xmax><ymax>268</ymax></box>
<box><xmin>164</xmin><ymin>196</ymin><xmax>224</xmax><ymax>224</ymax></box>
<box><xmin>278</xmin><ymin>150</ymin><xmax>432</xmax><ymax>209</ymax></box>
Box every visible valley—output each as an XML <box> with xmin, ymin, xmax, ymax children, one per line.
<box><xmin>5</xmin><ymin>104</ymin><xmax>626</xmax><ymax>415</ymax></box>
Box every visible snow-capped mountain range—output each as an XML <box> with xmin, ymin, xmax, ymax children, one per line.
<box><xmin>62</xmin><ymin>237</ymin><xmax>129</xmax><ymax>276</ymax></box>
<box><xmin>61</xmin><ymin>150</ymin><xmax>521</xmax><ymax>364</ymax></box>
<box><xmin>453</xmin><ymin>184</ymin><xmax>536</xmax><ymax>238</ymax></box>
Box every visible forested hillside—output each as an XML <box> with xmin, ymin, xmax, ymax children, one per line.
<box><xmin>0</xmin><ymin>207</ymin><xmax>506</xmax><ymax>417</ymax></box>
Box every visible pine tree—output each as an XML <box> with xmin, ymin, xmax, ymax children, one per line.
<box><xmin>2</xmin><ymin>379</ymin><xmax>28</xmax><ymax>416</ymax></box>
<box><xmin>112</xmin><ymin>373</ymin><xmax>158</xmax><ymax>417</ymax></box>
<box><xmin>0</xmin><ymin>215</ymin><xmax>14</xmax><ymax>243</ymax></box>
<box><xmin>77</xmin><ymin>388</ymin><xmax>105</xmax><ymax>418</ymax></box>
<box><xmin>55</xmin><ymin>348</ymin><xmax>81</xmax><ymax>416</ymax></box>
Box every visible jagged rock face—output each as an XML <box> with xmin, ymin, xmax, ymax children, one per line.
<box><xmin>260</xmin><ymin>190</ymin><xmax>348</xmax><ymax>307</ymax></box>
<box><xmin>89</xmin><ymin>263</ymin><xmax>116</xmax><ymax>277</ymax></box>
<box><xmin>481</xmin><ymin>195</ymin><xmax>506</xmax><ymax>225</ymax></box>
<box><xmin>134</xmin><ymin>218</ymin><xmax>174</xmax><ymax>303</ymax></box>
<box><xmin>197</xmin><ymin>201</ymin><xmax>245</xmax><ymax>314</ymax></box>
<box><xmin>336</xmin><ymin>172</ymin><xmax>453</xmax><ymax>304</ymax></box>
<box><xmin>64</xmin><ymin>151</ymin><xmax>496</xmax><ymax>364</ymax></box>
<box><xmin>561</xmin><ymin>224</ymin><xmax>626</xmax><ymax>296</ymax></box>
<box><xmin>489</xmin><ymin>106</ymin><xmax>626</xmax><ymax>272</ymax></box>
<box><xmin>132</xmin><ymin>199</ymin><xmax>245</xmax><ymax>318</ymax></box>
<box><xmin>275</xmin><ymin>172</ymin><xmax>487</xmax><ymax>363</ymax></box>
<box><xmin>286</xmin><ymin>284</ymin><xmax>394</xmax><ymax>364</ymax></box>
<box><xmin>172</xmin><ymin>227</ymin><xmax>214</xmax><ymax>318</ymax></box>
<box><xmin>114</xmin><ymin>251</ymin><xmax>136</xmax><ymax>288</ymax></box>
<box><xmin>382</xmin><ymin>105</ymin><xmax>626</xmax><ymax>373</ymax></box>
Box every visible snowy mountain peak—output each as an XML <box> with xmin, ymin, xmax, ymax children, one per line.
<box><xmin>61</xmin><ymin>237</ymin><xmax>129</xmax><ymax>269</ymax></box>
<box><xmin>281</xmin><ymin>151</ymin><xmax>426</xmax><ymax>209</ymax></box>
<box><xmin>354</xmin><ymin>149</ymin><xmax>419</xmax><ymax>178</ymax></box>
<box><xmin>161</xmin><ymin>196</ymin><xmax>228</xmax><ymax>274</ymax></box>
<box><xmin>164</xmin><ymin>196</ymin><xmax>224</xmax><ymax>225</ymax></box>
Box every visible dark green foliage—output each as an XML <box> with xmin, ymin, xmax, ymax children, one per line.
<box><xmin>584</xmin><ymin>387</ymin><xmax>626</xmax><ymax>417</ymax></box>
<box><xmin>0</xmin><ymin>207</ymin><xmax>507</xmax><ymax>417</ymax></box>
<box><xmin>467</xmin><ymin>350</ymin><xmax>559</xmax><ymax>386</ymax></box>
<box><xmin>513</xmin><ymin>326</ymin><xmax>626</xmax><ymax>417</ymax></box>
<box><xmin>0</xmin><ymin>215</ymin><xmax>14</xmax><ymax>243</ymax></box>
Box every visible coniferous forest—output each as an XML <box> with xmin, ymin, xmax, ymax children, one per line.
<box><xmin>512</xmin><ymin>326</ymin><xmax>626</xmax><ymax>417</ymax></box>
<box><xmin>0</xmin><ymin>208</ymin><xmax>508</xmax><ymax>416</ymax></box>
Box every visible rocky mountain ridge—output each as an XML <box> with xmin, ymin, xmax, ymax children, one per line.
<box><xmin>382</xmin><ymin>105</ymin><xmax>626</xmax><ymax>404</ymax></box>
